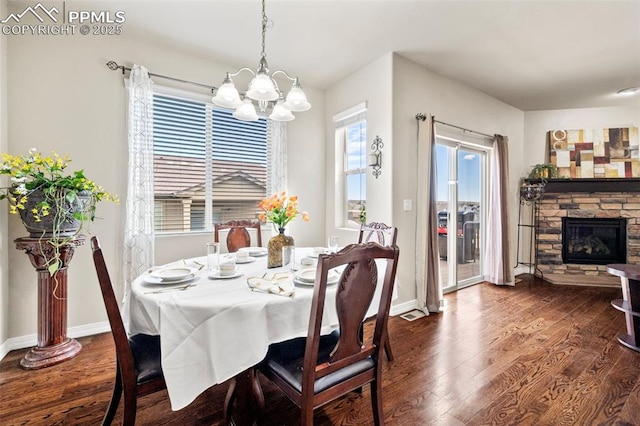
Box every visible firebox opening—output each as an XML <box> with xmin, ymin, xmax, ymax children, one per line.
<box><xmin>561</xmin><ymin>217</ymin><xmax>627</xmax><ymax>265</ymax></box>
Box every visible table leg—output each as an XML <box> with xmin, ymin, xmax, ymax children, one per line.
<box><xmin>617</xmin><ymin>276</ymin><xmax>640</xmax><ymax>352</ymax></box>
<box><xmin>224</xmin><ymin>368</ymin><xmax>264</xmax><ymax>426</ymax></box>
<box><xmin>607</xmin><ymin>264</ymin><xmax>640</xmax><ymax>353</ymax></box>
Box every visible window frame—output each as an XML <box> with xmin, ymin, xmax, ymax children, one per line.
<box><xmin>333</xmin><ymin>102</ymin><xmax>368</xmax><ymax>229</ymax></box>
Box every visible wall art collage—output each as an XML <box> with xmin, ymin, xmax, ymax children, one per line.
<box><xmin>548</xmin><ymin>127</ymin><xmax>639</xmax><ymax>178</ymax></box>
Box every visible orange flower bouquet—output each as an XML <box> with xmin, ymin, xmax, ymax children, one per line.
<box><xmin>258</xmin><ymin>191</ymin><xmax>310</xmax><ymax>231</ymax></box>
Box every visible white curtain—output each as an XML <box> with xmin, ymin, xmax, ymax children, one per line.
<box><xmin>415</xmin><ymin>115</ymin><xmax>443</xmax><ymax>313</ymax></box>
<box><xmin>266</xmin><ymin>120</ymin><xmax>287</xmax><ymax>237</ymax></box>
<box><xmin>268</xmin><ymin>120</ymin><xmax>287</xmax><ymax>195</ymax></box>
<box><xmin>123</xmin><ymin>65</ymin><xmax>155</xmax><ymax>294</ymax></box>
<box><xmin>485</xmin><ymin>135</ymin><xmax>514</xmax><ymax>285</ymax></box>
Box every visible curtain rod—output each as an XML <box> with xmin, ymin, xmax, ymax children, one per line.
<box><xmin>435</xmin><ymin>120</ymin><xmax>493</xmax><ymax>139</ymax></box>
<box><xmin>415</xmin><ymin>113</ymin><xmax>493</xmax><ymax>139</ymax></box>
<box><xmin>106</xmin><ymin>61</ymin><xmax>216</xmax><ymax>92</ymax></box>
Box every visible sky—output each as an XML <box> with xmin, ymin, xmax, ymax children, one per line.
<box><xmin>436</xmin><ymin>144</ymin><xmax>481</xmax><ymax>203</ymax></box>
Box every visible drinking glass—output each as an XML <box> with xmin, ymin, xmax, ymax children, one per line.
<box><xmin>206</xmin><ymin>242</ymin><xmax>220</xmax><ymax>272</ymax></box>
<box><xmin>328</xmin><ymin>236</ymin><xmax>339</xmax><ymax>253</ymax></box>
<box><xmin>282</xmin><ymin>245</ymin><xmax>295</xmax><ymax>272</ymax></box>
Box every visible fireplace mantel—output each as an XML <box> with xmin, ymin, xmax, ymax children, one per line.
<box><xmin>525</xmin><ymin>178</ymin><xmax>640</xmax><ymax>193</ymax></box>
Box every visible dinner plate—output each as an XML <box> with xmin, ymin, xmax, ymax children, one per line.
<box><xmin>209</xmin><ymin>270</ymin><xmax>243</xmax><ymax>280</ymax></box>
<box><xmin>235</xmin><ymin>256</ymin><xmax>255</xmax><ymax>264</ymax></box>
<box><xmin>149</xmin><ymin>266</ymin><xmax>198</xmax><ymax>281</ymax></box>
<box><xmin>144</xmin><ymin>274</ymin><xmax>196</xmax><ymax>285</ymax></box>
<box><xmin>300</xmin><ymin>256</ymin><xmax>317</xmax><ymax>267</ymax></box>
<box><xmin>294</xmin><ymin>269</ymin><xmax>317</xmax><ymax>283</ymax></box>
<box><xmin>293</xmin><ymin>269</ymin><xmax>340</xmax><ymax>286</ymax></box>
<box><xmin>238</xmin><ymin>247</ymin><xmax>268</xmax><ymax>257</ymax></box>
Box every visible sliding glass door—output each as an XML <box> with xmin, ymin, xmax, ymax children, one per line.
<box><xmin>436</xmin><ymin>140</ymin><xmax>487</xmax><ymax>292</ymax></box>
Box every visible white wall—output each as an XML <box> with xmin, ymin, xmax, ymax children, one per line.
<box><xmin>524</xmin><ymin>106</ymin><xmax>640</xmax><ymax>172</ymax></box>
<box><xmin>324</xmin><ymin>53</ymin><xmax>394</xmax><ymax>247</ymax></box>
<box><xmin>283</xmin><ymin>96</ymin><xmax>326</xmax><ymax>247</ymax></box>
<box><xmin>4</xmin><ymin>31</ymin><xmax>325</xmax><ymax>345</ymax></box>
<box><xmin>391</xmin><ymin>54</ymin><xmax>525</xmax><ymax>306</ymax></box>
<box><xmin>0</xmin><ymin>0</ymin><xmax>9</xmax><ymax>357</ymax></box>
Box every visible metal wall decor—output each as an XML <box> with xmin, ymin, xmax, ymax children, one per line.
<box><xmin>369</xmin><ymin>135</ymin><xmax>383</xmax><ymax>178</ymax></box>
<box><xmin>519</xmin><ymin>183</ymin><xmax>545</xmax><ymax>203</ymax></box>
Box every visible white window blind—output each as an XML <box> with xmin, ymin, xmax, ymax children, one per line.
<box><xmin>153</xmin><ymin>93</ymin><xmax>269</xmax><ymax>233</ymax></box>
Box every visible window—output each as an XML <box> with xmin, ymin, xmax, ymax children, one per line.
<box><xmin>153</xmin><ymin>91</ymin><xmax>269</xmax><ymax>233</ymax></box>
<box><xmin>344</xmin><ymin>121</ymin><xmax>366</xmax><ymax>226</ymax></box>
<box><xmin>333</xmin><ymin>102</ymin><xmax>367</xmax><ymax>228</ymax></box>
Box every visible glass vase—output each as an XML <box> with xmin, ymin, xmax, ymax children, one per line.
<box><xmin>268</xmin><ymin>227</ymin><xmax>294</xmax><ymax>268</ymax></box>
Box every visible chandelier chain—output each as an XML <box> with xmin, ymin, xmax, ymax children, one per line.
<box><xmin>212</xmin><ymin>0</ymin><xmax>310</xmax><ymax>121</ymax></box>
<box><xmin>261</xmin><ymin>0</ymin><xmax>268</xmax><ymax>59</ymax></box>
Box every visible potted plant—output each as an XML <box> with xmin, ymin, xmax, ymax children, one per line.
<box><xmin>1</xmin><ymin>148</ymin><xmax>118</xmax><ymax>275</ymax></box>
<box><xmin>528</xmin><ymin>163</ymin><xmax>558</xmax><ymax>180</ymax></box>
<box><xmin>359</xmin><ymin>205</ymin><xmax>367</xmax><ymax>224</ymax></box>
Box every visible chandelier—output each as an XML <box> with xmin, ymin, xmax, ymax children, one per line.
<box><xmin>212</xmin><ymin>0</ymin><xmax>311</xmax><ymax>122</ymax></box>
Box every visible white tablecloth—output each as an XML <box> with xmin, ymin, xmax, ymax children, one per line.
<box><xmin>122</xmin><ymin>247</ymin><xmax>392</xmax><ymax>411</ymax></box>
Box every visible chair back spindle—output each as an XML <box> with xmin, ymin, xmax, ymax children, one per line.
<box><xmin>358</xmin><ymin>222</ymin><xmax>398</xmax><ymax>246</ymax></box>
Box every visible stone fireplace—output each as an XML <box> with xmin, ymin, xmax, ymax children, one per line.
<box><xmin>535</xmin><ymin>179</ymin><xmax>640</xmax><ymax>286</ymax></box>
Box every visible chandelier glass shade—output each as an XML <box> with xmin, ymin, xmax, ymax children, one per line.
<box><xmin>213</xmin><ymin>74</ymin><xmax>243</xmax><ymax>109</ymax></box>
<box><xmin>212</xmin><ymin>0</ymin><xmax>311</xmax><ymax>122</ymax></box>
<box><xmin>233</xmin><ymin>99</ymin><xmax>259</xmax><ymax>121</ymax></box>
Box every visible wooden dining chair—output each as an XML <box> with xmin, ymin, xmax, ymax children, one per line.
<box><xmin>214</xmin><ymin>219</ymin><xmax>263</xmax><ymax>253</ymax></box>
<box><xmin>357</xmin><ymin>222</ymin><xmax>398</xmax><ymax>361</ymax></box>
<box><xmin>257</xmin><ymin>242</ymin><xmax>399</xmax><ymax>426</ymax></box>
<box><xmin>90</xmin><ymin>237</ymin><xmax>166</xmax><ymax>426</ymax></box>
<box><xmin>358</xmin><ymin>221</ymin><xmax>398</xmax><ymax>246</ymax></box>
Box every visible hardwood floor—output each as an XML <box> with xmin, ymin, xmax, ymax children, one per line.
<box><xmin>1</xmin><ymin>275</ymin><xmax>639</xmax><ymax>425</ymax></box>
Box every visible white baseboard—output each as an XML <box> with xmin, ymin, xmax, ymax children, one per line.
<box><xmin>0</xmin><ymin>321</ymin><xmax>111</xmax><ymax>362</ymax></box>
<box><xmin>513</xmin><ymin>265</ymin><xmax>531</xmax><ymax>277</ymax></box>
<box><xmin>0</xmin><ymin>340</ymin><xmax>10</xmax><ymax>363</ymax></box>
<box><xmin>390</xmin><ymin>299</ymin><xmax>419</xmax><ymax>317</ymax></box>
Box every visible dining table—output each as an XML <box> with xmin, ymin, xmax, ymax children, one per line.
<box><xmin>122</xmin><ymin>245</ymin><xmax>395</xmax><ymax>424</ymax></box>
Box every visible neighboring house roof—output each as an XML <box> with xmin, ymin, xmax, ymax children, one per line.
<box><xmin>154</xmin><ymin>155</ymin><xmax>266</xmax><ymax>198</ymax></box>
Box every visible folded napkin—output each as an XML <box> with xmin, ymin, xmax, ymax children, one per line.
<box><xmin>182</xmin><ymin>259</ymin><xmax>205</xmax><ymax>270</ymax></box>
<box><xmin>247</xmin><ymin>273</ymin><xmax>295</xmax><ymax>297</ymax></box>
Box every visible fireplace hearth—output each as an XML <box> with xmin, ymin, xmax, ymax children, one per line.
<box><xmin>561</xmin><ymin>217</ymin><xmax>627</xmax><ymax>265</ymax></box>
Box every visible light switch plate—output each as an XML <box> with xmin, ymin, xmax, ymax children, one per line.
<box><xmin>403</xmin><ymin>199</ymin><xmax>412</xmax><ymax>211</ymax></box>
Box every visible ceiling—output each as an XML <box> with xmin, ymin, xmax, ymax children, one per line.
<box><xmin>24</xmin><ymin>0</ymin><xmax>640</xmax><ymax>111</ymax></box>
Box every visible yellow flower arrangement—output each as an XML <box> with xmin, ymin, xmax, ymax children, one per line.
<box><xmin>258</xmin><ymin>191</ymin><xmax>310</xmax><ymax>231</ymax></box>
<box><xmin>1</xmin><ymin>148</ymin><xmax>118</xmax><ymax>275</ymax></box>
<box><xmin>1</xmin><ymin>148</ymin><xmax>118</xmax><ymax>219</ymax></box>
